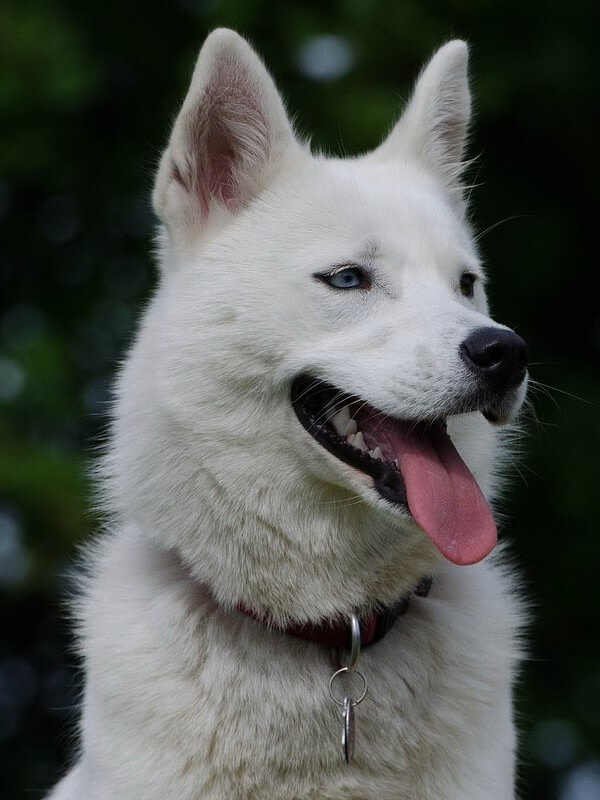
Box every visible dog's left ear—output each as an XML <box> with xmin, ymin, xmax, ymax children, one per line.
<box><xmin>373</xmin><ymin>40</ymin><xmax>471</xmax><ymax>205</ymax></box>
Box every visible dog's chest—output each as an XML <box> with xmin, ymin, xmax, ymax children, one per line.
<box><xmin>82</xmin><ymin>558</ymin><xmax>517</xmax><ymax>800</ymax></box>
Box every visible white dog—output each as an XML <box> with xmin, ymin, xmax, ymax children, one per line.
<box><xmin>48</xmin><ymin>28</ymin><xmax>528</xmax><ymax>800</ymax></box>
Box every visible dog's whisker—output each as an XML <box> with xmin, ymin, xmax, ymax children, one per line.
<box><xmin>321</xmin><ymin>494</ymin><xmax>368</xmax><ymax>508</ymax></box>
<box><xmin>473</xmin><ymin>214</ymin><xmax>530</xmax><ymax>243</ymax></box>
<box><xmin>528</xmin><ymin>378</ymin><xmax>591</xmax><ymax>405</ymax></box>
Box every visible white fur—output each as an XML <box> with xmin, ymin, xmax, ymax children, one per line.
<box><xmin>47</xmin><ymin>29</ymin><xmax>527</xmax><ymax>799</ymax></box>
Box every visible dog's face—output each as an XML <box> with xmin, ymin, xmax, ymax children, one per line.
<box><xmin>109</xmin><ymin>30</ymin><xmax>527</xmax><ymax>621</ymax></box>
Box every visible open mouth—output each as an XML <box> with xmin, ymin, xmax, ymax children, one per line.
<box><xmin>291</xmin><ymin>375</ymin><xmax>498</xmax><ymax>566</ymax></box>
<box><xmin>291</xmin><ymin>375</ymin><xmax>413</xmax><ymax>505</ymax></box>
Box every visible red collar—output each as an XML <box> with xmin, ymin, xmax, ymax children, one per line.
<box><xmin>237</xmin><ymin>577</ymin><xmax>433</xmax><ymax>649</ymax></box>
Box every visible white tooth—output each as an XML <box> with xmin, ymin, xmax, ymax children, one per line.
<box><xmin>338</xmin><ymin>405</ymin><xmax>351</xmax><ymax>424</ymax></box>
<box><xmin>331</xmin><ymin>413</ymin><xmax>345</xmax><ymax>434</ymax></box>
<box><xmin>394</xmin><ymin>458</ymin><xmax>399</xmax><ymax>468</ymax></box>
<box><xmin>346</xmin><ymin>433</ymin><xmax>356</xmax><ymax>446</ymax></box>
<box><xmin>371</xmin><ymin>446</ymin><xmax>383</xmax><ymax>460</ymax></box>
<box><xmin>331</xmin><ymin>406</ymin><xmax>351</xmax><ymax>436</ymax></box>
<box><xmin>354</xmin><ymin>431</ymin><xmax>367</xmax><ymax>452</ymax></box>
<box><xmin>344</xmin><ymin>418</ymin><xmax>357</xmax><ymax>436</ymax></box>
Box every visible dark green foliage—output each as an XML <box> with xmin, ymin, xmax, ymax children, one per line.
<box><xmin>0</xmin><ymin>1</ymin><xmax>598</xmax><ymax>797</ymax></box>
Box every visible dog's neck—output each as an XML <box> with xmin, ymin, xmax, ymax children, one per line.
<box><xmin>236</xmin><ymin>576</ymin><xmax>433</xmax><ymax>650</ymax></box>
<box><xmin>166</xmin><ymin>538</ymin><xmax>434</xmax><ymax>650</ymax></box>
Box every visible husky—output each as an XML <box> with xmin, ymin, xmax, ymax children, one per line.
<box><xmin>47</xmin><ymin>28</ymin><xmax>528</xmax><ymax>800</ymax></box>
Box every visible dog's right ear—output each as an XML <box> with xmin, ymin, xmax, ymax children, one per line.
<box><xmin>153</xmin><ymin>29</ymin><xmax>297</xmax><ymax>238</ymax></box>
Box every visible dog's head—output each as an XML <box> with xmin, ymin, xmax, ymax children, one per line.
<box><xmin>108</xmin><ymin>30</ymin><xmax>528</xmax><ymax>623</ymax></box>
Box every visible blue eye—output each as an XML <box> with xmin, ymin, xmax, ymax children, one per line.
<box><xmin>318</xmin><ymin>266</ymin><xmax>370</xmax><ymax>290</ymax></box>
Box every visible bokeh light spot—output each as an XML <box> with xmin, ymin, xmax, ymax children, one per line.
<box><xmin>529</xmin><ymin>718</ymin><xmax>580</xmax><ymax>769</ymax></box>
<box><xmin>0</xmin><ymin>659</ymin><xmax>37</xmax><ymax>709</ymax></box>
<box><xmin>0</xmin><ymin>358</ymin><xmax>25</xmax><ymax>402</ymax></box>
<box><xmin>0</xmin><ymin>510</ymin><xmax>30</xmax><ymax>587</ymax></box>
<box><xmin>559</xmin><ymin>760</ymin><xmax>600</xmax><ymax>800</ymax></box>
<box><xmin>296</xmin><ymin>35</ymin><xmax>355</xmax><ymax>82</ymax></box>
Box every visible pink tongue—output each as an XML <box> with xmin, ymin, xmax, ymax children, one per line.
<box><xmin>362</xmin><ymin>417</ymin><xmax>497</xmax><ymax>565</ymax></box>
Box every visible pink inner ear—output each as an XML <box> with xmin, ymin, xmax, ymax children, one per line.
<box><xmin>174</xmin><ymin>54</ymin><xmax>271</xmax><ymax>217</ymax></box>
<box><xmin>203</xmin><ymin>121</ymin><xmax>239</xmax><ymax>210</ymax></box>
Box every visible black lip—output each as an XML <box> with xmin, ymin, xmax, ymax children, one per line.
<box><xmin>481</xmin><ymin>387</ymin><xmax>523</xmax><ymax>424</ymax></box>
<box><xmin>290</xmin><ymin>375</ymin><xmax>407</xmax><ymax>504</ymax></box>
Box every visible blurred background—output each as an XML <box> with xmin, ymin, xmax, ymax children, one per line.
<box><xmin>1</xmin><ymin>0</ymin><xmax>598</xmax><ymax>797</ymax></box>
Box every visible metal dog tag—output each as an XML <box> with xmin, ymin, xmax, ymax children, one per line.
<box><xmin>342</xmin><ymin>696</ymin><xmax>355</xmax><ymax>764</ymax></box>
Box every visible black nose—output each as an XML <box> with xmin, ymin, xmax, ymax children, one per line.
<box><xmin>460</xmin><ymin>327</ymin><xmax>528</xmax><ymax>391</ymax></box>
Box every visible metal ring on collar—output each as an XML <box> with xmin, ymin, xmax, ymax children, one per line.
<box><xmin>329</xmin><ymin>667</ymin><xmax>368</xmax><ymax>707</ymax></box>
